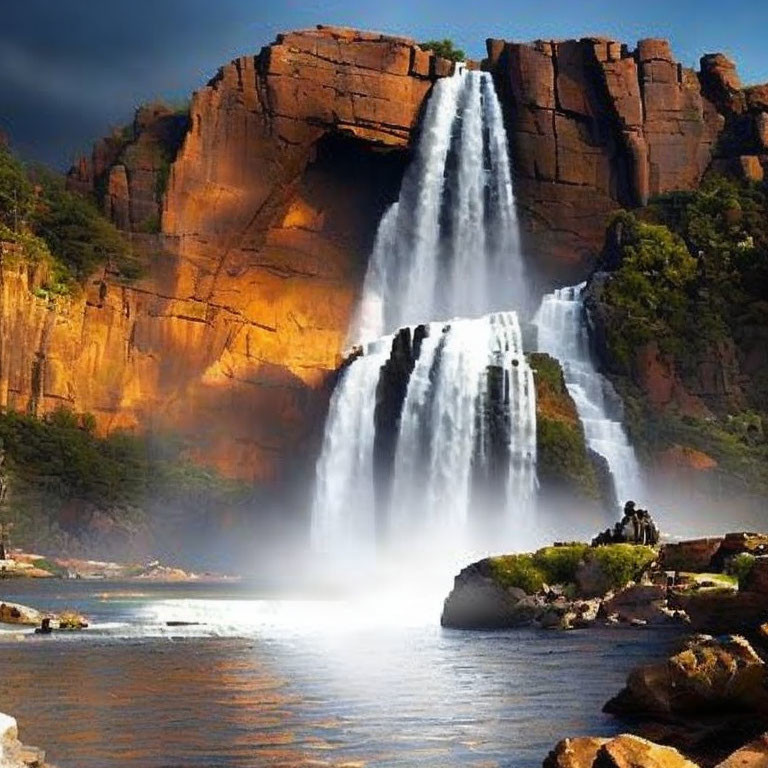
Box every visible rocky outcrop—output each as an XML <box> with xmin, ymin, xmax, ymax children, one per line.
<box><xmin>605</xmin><ymin>634</ymin><xmax>768</xmax><ymax>718</ymax></box>
<box><xmin>441</xmin><ymin>542</ymin><xmax>662</xmax><ymax>630</ymax></box>
<box><xmin>0</xmin><ymin>713</ymin><xmax>53</xmax><ymax>768</ymax></box>
<box><xmin>373</xmin><ymin>324</ymin><xmax>427</xmax><ymax>532</ymax></box>
<box><xmin>715</xmin><ymin>735</ymin><xmax>768</xmax><ymax>768</ymax></box>
<box><xmin>661</xmin><ymin>539</ymin><xmax>726</xmax><ymax>573</ymax></box>
<box><xmin>669</xmin><ymin>590</ymin><xmax>768</xmax><ymax>635</ymax></box>
<box><xmin>68</xmin><ymin>103</ymin><xmax>189</xmax><ymax>232</ymax></box>
<box><xmin>544</xmin><ymin>734</ymin><xmax>698</xmax><ymax>768</ymax></box>
<box><xmin>529</xmin><ymin>352</ymin><xmax>610</xmax><ymax>507</ymax></box>
<box><xmin>30</xmin><ymin>27</ymin><xmax>450</xmax><ymax>483</ymax></box>
<box><xmin>440</xmin><ymin>558</ymin><xmax>534</xmax><ymax>629</ymax></box>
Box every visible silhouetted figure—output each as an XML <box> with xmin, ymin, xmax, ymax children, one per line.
<box><xmin>592</xmin><ymin>501</ymin><xmax>660</xmax><ymax>546</ymax></box>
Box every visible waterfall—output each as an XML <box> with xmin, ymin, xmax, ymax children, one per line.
<box><xmin>312</xmin><ymin>69</ymin><xmax>535</xmax><ymax>560</ymax></box>
<box><xmin>352</xmin><ymin>70</ymin><xmax>525</xmax><ymax>345</ymax></box>
<box><xmin>534</xmin><ymin>283</ymin><xmax>643</xmax><ymax>507</ymax></box>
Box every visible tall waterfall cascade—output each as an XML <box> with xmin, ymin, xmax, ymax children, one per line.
<box><xmin>311</xmin><ymin>69</ymin><xmax>537</xmax><ymax>560</ymax></box>
<box><xmin>534</xmin><ymin>283</ymin><xmax>643</xmax><ymax>507</ymax></box>
<box><xmin>352</xmin><ymin>69</ymin><xmax>525</xmax><ymax>345</ymax></box>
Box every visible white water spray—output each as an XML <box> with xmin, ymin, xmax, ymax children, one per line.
<box><xmin>312</xmin><ymin>69</ymin><xmax>533</xmax><ymax>564</ymax></box>
<box><xmin>352</xmin><ymin>71</ymin><xmax>525</xmax><ymax>345</ymax></box>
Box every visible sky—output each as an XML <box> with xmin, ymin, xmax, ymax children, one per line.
<box><xmin>2</xmin><ymin>0</ymin><xmax>767</xmax><ymax>168</ymax></box>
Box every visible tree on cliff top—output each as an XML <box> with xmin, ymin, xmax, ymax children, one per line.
<box><xmin>0</xmin><ymin>145</ymin><xmax>138</xmax><ymax>289</ymax></box>
<box><xmin>419</xmin><ymin>39</ymin><xmax>466</xmax><ymax>62</ymax></box>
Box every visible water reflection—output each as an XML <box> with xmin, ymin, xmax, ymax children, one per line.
<box><xmin>0</xmin><ymin>582</ymin><xmax>678</xmax><ymax>768</ymax></box>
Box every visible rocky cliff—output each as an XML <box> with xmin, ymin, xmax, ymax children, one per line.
<box><xmin>13</xmin><ymin>26</ymin><xmax>453</xmax><ymax>484</ymax></box>
<box><xmin>486</xmin><ymin>37</ymin><xmax>767</xmax><ymax>282</ymax></box>
<box><xmin>4</xmin><ymin>25</ymin><xmax>764</xmax><ymax>490</ymax></box>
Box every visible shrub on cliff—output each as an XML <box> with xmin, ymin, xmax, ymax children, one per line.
<box><xmin>598</xmin><ymin>176</ymin><xmax>768</xmax><ymax>375</ymax></box>
<box><xmin>0</xmin><ymin>146</ymin><xmax>137</xmax><ymax>290</ymax></box>
<box><xmin>0</xmin><ymin>145</ymin><xmax>35</xmax><ymax>231</ymax></box>
<box><xmin>600</xmin><ymin>211</ymin><xmax>696</xmax><ymax>370</ymax></box>
<box><xmin>0</xmin><ymin>406</ymin><xmax>251</xmax><ymax>553</ymax></box>
<box><xmin>30</xmin><ymin>167</ymin><xmax>137</xmax><ymax>284</ymax></box>
<box><xmin>419</xmin><ymin>39</ymin><xmax>466</xmax><ymax>62</ymax></box>
<box><xmin>591</xmin><ymin>176</ymin><xmax>768</xmax><ymax>491</ymax></box>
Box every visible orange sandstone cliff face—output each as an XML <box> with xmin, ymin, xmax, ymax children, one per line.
<box><xmin>11</xmin><ymin>27</ymin><xmax>453</xmax><ymax>483</ymax></box>
<box><xmin>9</xmin><ymin>26</ymin><xmax>764</xmax><ymax>488</ymax></box>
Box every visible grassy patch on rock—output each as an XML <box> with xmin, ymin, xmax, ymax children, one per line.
<box><xmin>489</xmin><ymin>543</ymin><xmax>656</xmax><ymax>596</ymax></box>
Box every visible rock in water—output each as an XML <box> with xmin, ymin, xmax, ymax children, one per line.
<box><xmin>715</xmin><ymin>735</ymin><xmax>768</xmax><ymax>768</ymax></box>
<box><xmin>545</xmin><ymin>734</ymin><xmax>699</xmax><ymax>768</ymax></box>
<box><xmin>605</xmin><ymin>634</ymin><xmax>768</xmax><ymax>717</ymax></box>
<box><xmin>544</xmin><ymin>737</ymin><xmax>609</xmax><ymax>768</ymax></box>
<box><xmin>0</xmin><ymin>712</ymin><xmax>51</xmax><ymax>767</ymax></box>
<box><xmin>0</xmin><ymin>602</ymin><xmax>42</xmax><ymax>626</ymax></box>
<box><xmin>441</xmin><ymin>559</ymin><xmax>531</xmax><ymax>629</ymax></box>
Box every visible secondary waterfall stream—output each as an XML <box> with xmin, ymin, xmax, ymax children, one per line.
<box><xmin>534</xmin><ymin>284</ymin><xmax>643</xmax><ymax>507</ymax></box>
<box><xmin>312</xmin><ymin>69</ymin><xmax>536</xmax><ymax>561</ymax></box>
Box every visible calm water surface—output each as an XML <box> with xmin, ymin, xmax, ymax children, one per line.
<box><xmin>0</xmin><ymin>579</ymin><xmax>677</xmax><ymax>768</ymax></box>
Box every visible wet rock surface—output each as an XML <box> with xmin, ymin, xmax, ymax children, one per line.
<box><xmin>0</xmin><ymin>713</ymin><xmax>54</xmax><ymax>768</ymax></box>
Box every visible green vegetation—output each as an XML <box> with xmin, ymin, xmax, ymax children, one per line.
<box><xmin>597</xmin><ymin>176</ymin><xmax>768</xmax><ymax>491</ymax></box>
<box><xmin>588</xmin><ymin>544</ymin><xmax>657</xmax><ymax>592</ymax></box>
<box><xmin>0</xmin><ymin>145</ymin><xmax>138</xmax><ymax>290</ymax></box>
<box><xmin>419</xmin><ymin>39</ymin><xmax>466</xmax><ymax>62</ymax></box>
<box><xmin>729</xmin><ymin>552</ymin><xmax>756</xmax><ymax>589</ymax></box>
<box><xmin>601</xmin><ymin>211</ymin><xmax>696</xmax><ymax>369</ymax></box>
<box><xmin>32</xmin><ymin>557</ymin><xmax>68</xmax><ymax>577</ymax></box>
<box><xmin>529</xmin><ymin>353</ymin><xmax>600</xmax><ymax>500</ymax></box>
<box><xmin>602</xmin><ymin>175</ymin><xmax>768</xmax><ymax>377</ymax></box>
<box><xmin>0</xmin><ymin>405</ymin><xmax>251</xmax><ymax>553</ymax></box>
<box><xmin>489</xmin><ymin>543</ymin><xmax>656</xmax><ymax>595</ymax></box>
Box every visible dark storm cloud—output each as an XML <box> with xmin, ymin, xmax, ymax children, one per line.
<box><xmin>0</xmin><ymin>0</ymin><xmax>279</xmax><ymax>167</ymax></box>
<box><xmin>3</xmin><ymin>0</ymin><xmax>767</xmax><ymax>169</ymax></box>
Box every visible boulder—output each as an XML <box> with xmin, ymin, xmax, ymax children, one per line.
<box><xmin>0</xmin><ymin>712</ymin><xmax>50</xmax><ymax>768</ymax></box>
<box><xmin>670</xmin><ymin>590</ymin><xmax>768</xmax><ymax>635</ymax></box>
<box><xmin>712</xmin><ymin>534</ymin><xmax>768</xmax><ymax>570</ymax></box>
<box><xmin>744</xmin><ymin>558</ymin><xmax>768</xmax><ymax>595</ymax></box>
<box><xmin>598</xmin><ymin>735</ymin><xmax>699</xmax><ymax>768</ymax></box>
<box><xmin>605</xmin><ymin>635</ymin><xmax>768</xmax><ymax>718</ymax></box>
<box><xmin>716</xmin><ymin>735</ymin><xmax>768</xmax><ymax>768</ymax></box>
<box><xmin>544</xmin><ymin>734</ymin><xmax>698</xmax><ymax>768</ymax></box>
<box><xmin>441</xmin><ymin>559</ymin><xmax>532</xmax><ymax>629</ymax></box>
<box><xmin>544</xmin><ymin>737</ymin><xmax>609</xmax><ymax>768</ymax></box>
<box><xmin>601</xmin><ymin>584</ymin><xmax>683</xmax><ymax>626</ymax></box>
<box><xmin>0</xmin><ymin>602</ymin><xmax>42</xmax><ymax>626</ymax></box>
<box><xmin>660</xmin><ymin>539</ymin><xmax>724</xmax><ymax>573</ymax></box>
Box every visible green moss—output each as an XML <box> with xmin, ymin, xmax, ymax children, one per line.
<box><xmin>536</xmin><ymin>418</ymin><xmax>599</xmax><ymax>499</ymax></box>
<box><xmin>489</xmin><ymin>543</ymin><xmax>657</xmax><ymax>595</ymax></box>
<box><xmin>589</xmin><ymin>544</ymin><xmax>657</xmax><ymax>590</ymax></box>
<box><xmin>530</xmin><ymin>354</ymin><xmax>600</xmax><ymax>500</ymax></box>
<box><xmin>528</xmin><ymin>352</ymin><xmax>566</xmax><ymax>395</ymax></box>
<box><xmin>489</xmin><ymin>553</ymin><xmax>545</xmax><ymax>594</ymax></box>
<box><xmin>532</xmin><ymin>544</ymin><xmax>591</xmax><ymax>584</ymax></box>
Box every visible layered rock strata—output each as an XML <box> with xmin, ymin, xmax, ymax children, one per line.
<box><xmin>486</xmin><ymin>37</ymin><xmax>767</xmax><ymax>280</ymax></box>
<box><xmin>36</xmin><ymin>27</ymin><xmax>452</xmax><ymax>482</ymax></box>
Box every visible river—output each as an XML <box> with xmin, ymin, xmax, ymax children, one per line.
<box><xmin>0</xmin><ymin>579</ymin><xmax>677</xmax><ymax>768</ymax></box>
